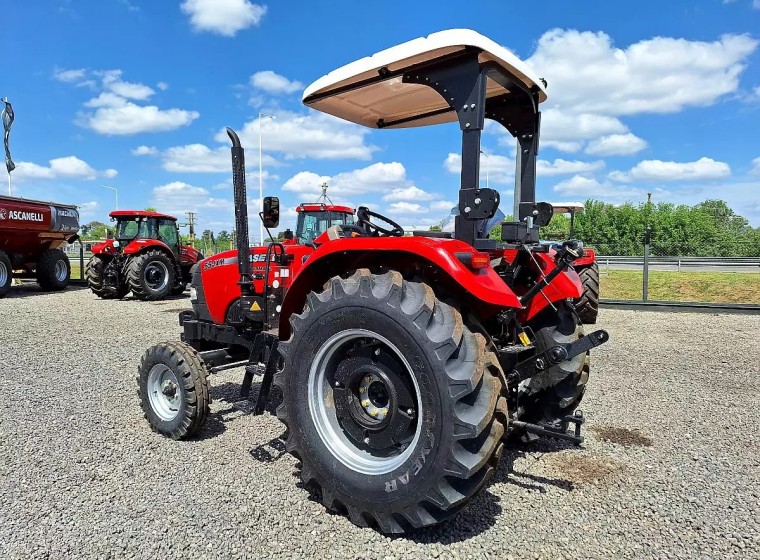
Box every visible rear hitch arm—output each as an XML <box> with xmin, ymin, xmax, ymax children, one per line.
<box><xmin>507</xmin><ymin>329</ymin><xmax>609</xmax><ymax>387</ymax></box>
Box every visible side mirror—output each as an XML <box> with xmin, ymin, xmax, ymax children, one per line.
<box><xmin>261</xmin><ymin>196</ymin><xmax>280</xmax><ymax>228</ymax></box>
<box><xmin>533</xmin><ymin>202</ymin><xmax>554</xmax><ymax>227</ymax></box>
<box><xmin>519</xmin><ymin>201</ymin><xmax>554</xmax><ymax>227</ymax></box>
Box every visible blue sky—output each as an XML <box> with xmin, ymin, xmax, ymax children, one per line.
<box><xmin>4</xmin><ymin>0</ymin><xmax>760</xmax><ymax>240</ymax></box>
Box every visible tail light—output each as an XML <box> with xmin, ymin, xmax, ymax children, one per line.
<box><xmin>456</xmin><ymin>251</ymin><xmax>491</xmax><ymax>270</ymax></box>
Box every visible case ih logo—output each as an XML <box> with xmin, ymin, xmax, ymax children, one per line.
<box><xmin>0</xmin><ymin>208</ymin><xmax>6</xmax><ymax>220</ymax></box>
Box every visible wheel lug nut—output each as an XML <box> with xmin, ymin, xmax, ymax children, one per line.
<box><xmin>407</xmin><ymin>408</ymin><xmax>414</xmax><ymax>415</ymax></box>
<box><xmin>364</xmin><ymin>437</ymin><xmax>370</xmax><ymax>444</ymax></box>
<box><xmin>374</xmin><ymin>348</ymin><xmax>380</xmax><ymax>356</ymax></box>
<box><xmin>334</xmin><ymin>381</ymin><xmax>341</xmax><ymax>388</ymax></box>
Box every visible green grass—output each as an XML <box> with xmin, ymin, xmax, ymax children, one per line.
<box><xmin>602</xmin><ymin>270</ymin><xmax>760</xmax><ymax>304</ymax></box>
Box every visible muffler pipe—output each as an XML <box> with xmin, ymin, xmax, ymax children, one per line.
<box><xmin>227</xmin><ymin>127</ymin><xmax>253</xmax><ymax>296</ymax></box>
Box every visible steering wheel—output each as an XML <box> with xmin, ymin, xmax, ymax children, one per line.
<box><xmin>356</xmin><ymin>206</ymin><xmax>404</xmax><ymax>237</ymax></box>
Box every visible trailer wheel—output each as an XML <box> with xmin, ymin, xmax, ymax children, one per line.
<box><xmin>516</xmin><ymin>303</ymin><xmax>589</xmax><ymax>428</ymax></box>
<box><xmin>86</xmin><ymin>255</ymin><xmax>127</xmax><ymax>299</ymax></box>
<box><xmin>0</xmin><ymin>250</ymin><xmax>12</xmax><ymax>298</ymax></box>
<box><xmin>137</xmin><ymin>341</ymin><xmax>210</xmax><ymax>439</ymax></box>
<box><xmin>128</xmin><ymin>249</ymin><xmax>175</xmax><ymax>301</ymax></box>
<box><xmin>573</xmin><ymin>262</ymin><xmax>599</xmax><ymax>324</ymax></box>
<box><xmin>36</xmin><ymin>249</ymin><xmax>70</xmax><ymax>291</ymax></box>
<box><xmin>276</xmin><ymin>269</ymin><xmax>507</xmax><ymax>534</ymax></box>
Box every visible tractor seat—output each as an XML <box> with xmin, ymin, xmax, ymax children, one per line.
<box><xmin>412</xmin><ymin>231</ymin><xmax>452</xmax><ymax>239</ymax></box>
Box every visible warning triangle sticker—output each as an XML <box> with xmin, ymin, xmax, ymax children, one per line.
<box><xmin>250</xmin><ymin>301</ymin><xmax>262</xmax><ymax>311</ymax></box>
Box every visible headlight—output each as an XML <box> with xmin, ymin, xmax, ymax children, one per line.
<box><xmin>189</xmin><ymin>286</ymin><xmax>197</xmax><ymax>302</ymax></box>
<box><xmin>112</xmin><ymin>240</ymin><xmax>120</xmax><ymax>248</ymax></box>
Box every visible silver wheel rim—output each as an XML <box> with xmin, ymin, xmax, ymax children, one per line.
<box><xmin>147</xmin><ymin>364</ymin><xmax>182</xmax><ymax>421</ymax></box>
<box><xmin>144</xmin><ymin>261</ymin><xmax>169</xmax><ymax>291</ymax></box>
<box><xmin>55</xmin><ymin>260</ymin><xmax>67</xmax><ymax>282</ymax></box>
<box><xmin>308</xmin><ymin>328</ymin><xmax>422</xmax><ymax>475</ymax></box>
<box><xmin>0</xmin><ymin>261</ymin><xmax>7</xmax><ymax>286</ymax></box>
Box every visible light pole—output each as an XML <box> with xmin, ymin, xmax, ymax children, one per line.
<box><xmin>258</xmin><ymin>112</ymin><xmax>275</xmax><ymax>244</ymax></box>
<box><xmin>480</xmin><ymin>150</ymin><xmax>489</xmax><ymax>189</ymax></box>
<box><xmin>101</xmin><ymin>185</ymin><xmax>118</xmax><ymax>210</ymax></box>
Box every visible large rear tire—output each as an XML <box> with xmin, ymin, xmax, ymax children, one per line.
<box><xmin>36</xmin><ymin>249</ymin><xmax>70</xmax><ymax>291</ymax></box>
<box><xmin>0</xmin><ymin>250</ymin><xmax>12</xmax><ymax>298</ymax></box>
<box><xmin>574</xmin><ymin>262</ymin><xmax>599</xmax><ymax>324</ymax></box>
<box><xmin>127</xmin><ymin>249</ymin><xmax>175</xmax><ymax>301</ymax></box>
<box><xmin>86</xmin><ymin>255</ymin><xmax>128</xmax><ymax>299</ymax></box>
<box><xmin>137</xmin><ymin>341</ymin><xmax>211</xmax><ymax>439</ymax></box>
<box><xmin>516</xmin><ymin>303</ymin><xmax>589</xmax><ymax>427</ymax></box>
<box><xmin>276</xmin><ymin>269</ymin><xmax>506</xmax><ymax>534</ymax></box>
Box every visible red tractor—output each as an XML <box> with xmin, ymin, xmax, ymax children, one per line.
<box><xmin>548</xmin><ymin>203</ymin><xmax>600</xmax><ymax>324</ymax></box>
<box><xmin>137</xmin><ymin>30</ymin><xmax>609</xmax><ymax>533</ymax></box>
<box><xmin>86</xmin><ymin>210</ymin><xmax>203</xmax><ymax>300</ymax></box>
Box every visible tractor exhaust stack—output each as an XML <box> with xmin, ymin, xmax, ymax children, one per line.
<box><xmin>226</xmin><ymin>127</ymin><xmax>253</xmax><ymax>297</ymax></box>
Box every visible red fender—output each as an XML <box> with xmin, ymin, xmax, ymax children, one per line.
<box><xmin>279</xmin><ymin>236</ymin><xmax>523</xmax><ymax>337</ymax></box>
<box><xmin>519</xmin><ymin>252</ymin><xmax>583</xmax><ymax>321</ymax></box>
<box><xmin>572</xmin><ymin>247</ymin><xmax>596</xmax><ymax>268</ymax></box>
<box><xmin>122</xmin><ymin>238</ymin><xmax>175</xmax><ymax>255</ymax></box>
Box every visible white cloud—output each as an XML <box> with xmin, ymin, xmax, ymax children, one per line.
<box><xmin>444</xmin><ymin>153</ymin><xmax>596</xmax><ymax>182</ymax></box>
<box><xmin>79</xmin><ymin>95</ymin><xmax>199</xmax><ymax>135</ymax></box>
<box><xmin>132</xmin><ymin>145</ymin><xmax>158</xmax><ymax>156</ymax></box>
<box><xmin>754</xmin><ymin>0</ymin><xmax>760</xmax><ymax>9</ymax></box>
<box><xmin>609</xmin><ymin>157</ymin><xmax>731</xmax><ymax>182</ymax></box>
<box><xmin>552</xmin><ymin>175</ymin><xmax>647</xmax><ymax>202</ymax></box>
<box><xmin>77</xmin><ymin>201</ymin><xmax>99</xmax><ymax>219</ymax></box>
<box><xmin>750</xmin><ymin>156</ymin><xmax>760</xmax><ymax>175</ymax></box>
<box><xmin>536</xmin><ymin>158</ymin><xmax>605</xmax><ymax>176</ymax></box>
<box><xmin>445</xmin><ymin>152</ymin><xmax>515</xmax><ymax>184</ymax></box>
<box><xmin>151</xmin><ymin>181</ymin><xmax>232</xmax><ymax>216</ymax></box>
<box><xmin>430</xmin><ymin>200</ymin><xmax>456</xmax><ymax>212</ymax></box>
<box><xmin>98</xmin><ymin>70</ymin><xmax>154</xmax><ymax>100</ymax></box>
<box><xmin>539</xmin><ymin>109</ymin><xmax>628</xmax><ymax>152</ymax></box>
<box><xmin>159</xmin><ymin>143</ymin><xmax>278</xmax><ymax>173</ymax></box>
<box><xmin>585</xmin><ymin>133</ymin><xmax>648</xmax><ymax>156</ymax></box>
<box><xmin>282</xmin><ymin>162</ymin><xmax>412</xmax><ymax>198</ymax></box>
<box><xmin>387</xmin><ymin>202</ymin><xmax>427</xmax><ymax>214</ymax></box>
<box><xmin>250</xmin><ymin>71</ymin><xmax>303</xmax><ymax>94</ymax></box>
<box><xmin>523</xmin><ymin>29</ymin><xmax>758</xmax><ymax>153</ymax></box>
<box><xmin>156</xmin><ymin>82</ymin><xmax>169</xmax><ymax>91</ymax></box>
<box><xmin>528</xmin><ymin>29</ymin><xmax>758</xmax><ymax>116</ymax></box>
<box><xmin>53</xmin><ymin>68</ymin><xmax>87</xmax><ymax>83</ymax></box>
<box><xmin>12</xmin><ymin>156</ymin><xmax>113</xmax><ymax>182</ymax></box>
<box><xmin>220</xmin><ymin>110</ymin><xmax>377</xmax><ymax>160</ymax></box>
<box><xmin>382</xmin><ymin>185</ymin><xmax>436</xmax><ymax>202</ymax></box>
<box><xmin>180</xmin><ymin>0</ymin><xmax>267</xmax><ymax>36</ymax></box>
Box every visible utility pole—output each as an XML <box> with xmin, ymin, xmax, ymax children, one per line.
<box><xmin>186</xmin><ymin>211</ymin><xmax>197</xmax><ymax>248</ymax></box>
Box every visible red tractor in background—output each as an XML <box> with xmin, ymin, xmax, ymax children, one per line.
<box><xmin>137</xmin><ymin>30</ymin><xmax>609</xmax><ymax>533</ymax></box>
<box><xmin>86</xmin><ymin>210</ymin><xmax>203</xmax><ymax>300</ymax></box>
<box><xmin>548</xmin><ymin>203</ymin><xmax>600</xmax><ymax>324</ymax></box>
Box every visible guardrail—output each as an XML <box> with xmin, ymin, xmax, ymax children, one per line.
<box><xmin>597</xmin><ymin>255</ymin><xmax>759</xmax><ymax>271</ymax></box>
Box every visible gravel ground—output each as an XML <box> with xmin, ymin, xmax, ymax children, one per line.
<box><xmin>1</xmin><ymin>285</ymin><xmax>758</xmax><ymax>559</ymax></box>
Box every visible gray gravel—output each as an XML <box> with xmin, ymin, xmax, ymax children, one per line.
<box><xmin>1</xmin><ymin>284</ymin><xmax>758</xmax><ymax>559</ymax></box>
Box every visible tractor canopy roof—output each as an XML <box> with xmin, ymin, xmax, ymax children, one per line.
<box><xmin>109</xmin><ymin>210</ymin><xmax>177</xmax><ymax>220</ymax></box>
<box><xmin>550</xmin><ymin>202</ymin><xmax>585</xmax><ymax>215</ymax></box>
<box><xmin>297</xmin><ymin>203</ymin><xmax>354</xmax><ymax>214</ymax></box>
<box><xmin>302</xmin><ymin>29</ymin><xmax>547</xmax><ymax>130</ymax></box>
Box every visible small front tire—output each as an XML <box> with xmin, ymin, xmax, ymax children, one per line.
<box><xmin>138</xmin><ymin>341</ymin><xmax>211</xmax><ymax>439</ymax></box>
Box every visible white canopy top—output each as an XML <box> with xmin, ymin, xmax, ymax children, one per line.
<box><xmin>302</xmin><ymin>29</ymin><xmax>547</xmax><ymax>129</ymax></box>
<box><xmin>551</xmin><ymin>202</ymin><xmax>585</xmax><ymax>214</ymax></box>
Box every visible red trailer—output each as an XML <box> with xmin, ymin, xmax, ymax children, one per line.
<box><xmin>0</xmin><ymin>194</ymin><xmax>79</xmax><ymax>297</ymax></box>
